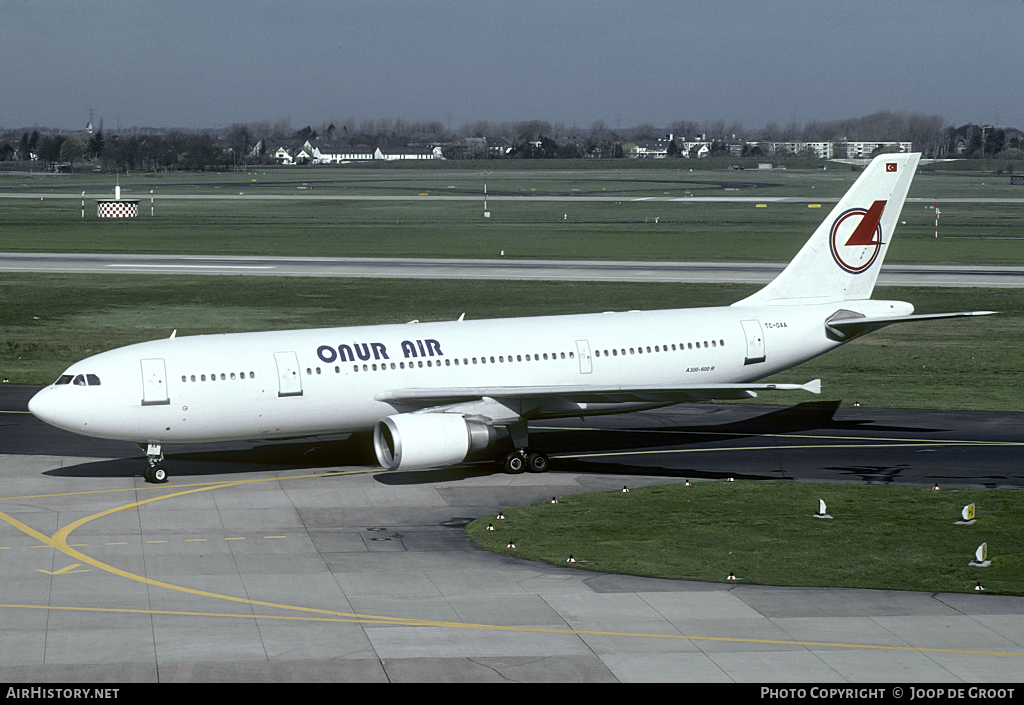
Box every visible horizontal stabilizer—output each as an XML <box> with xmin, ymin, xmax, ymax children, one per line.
<box><xmin>827</xmin><ymin>310</ymin><xmax>996</xmax><ymax>339</ymax></box>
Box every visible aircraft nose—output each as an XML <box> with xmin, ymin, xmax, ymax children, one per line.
<box><xmin>27</xmin><ymin>388</ymin><xmax>60</xmax><ymax>426</ymax></box>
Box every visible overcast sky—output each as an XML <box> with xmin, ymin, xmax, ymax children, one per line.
<box><xmin>4</xmin><ymin>0</ymin><xmax>1023</xmax><ymax>133</ymax></box>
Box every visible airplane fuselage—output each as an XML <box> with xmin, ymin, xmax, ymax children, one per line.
<box><xmin>28</xmin><ymin>297</ymin><xmax>906</xmax><ymax>446</ymax></box>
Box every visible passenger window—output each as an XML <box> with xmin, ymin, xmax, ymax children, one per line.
<box><xmin>181</xmin><ymin>376</ymin><xmax>187</xmax><ymax>383</ymax></box>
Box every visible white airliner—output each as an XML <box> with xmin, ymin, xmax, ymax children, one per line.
<box><xmin>28</xmin><ymin>153</ymin><xmax>992</xmax><ymax>483</ymax></box>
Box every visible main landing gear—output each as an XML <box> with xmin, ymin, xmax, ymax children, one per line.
<box><xmin>142</xmin><ymin>442</ymin><xmax>168</xmax><ymax>484</ymax></box>
<box><xmin>500</xmin><ymin>420</ymin><xmax>549</xmax><ymax>473</ymax></box>
<box><xmin>502</xmin><ymin>449</ymin><xmax>549</xmax><ymax>473</ymax></box>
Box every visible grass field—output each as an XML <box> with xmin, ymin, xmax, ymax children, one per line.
<box><xmin>465</xmin><ymin>480</ymin><xmax>1023</xmax><ymax>594</ymax></box>
<box><xmin>2</xmin><ymin>165</ymin><xmax>1023</xmax><ymax>262</ymax></box>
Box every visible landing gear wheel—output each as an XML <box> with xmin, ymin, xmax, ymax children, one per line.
<box><xmin>503</xmin><ymin>452</ymin><xmax>525</xmax><ymax>473</ymax></box>
<box><xmin>526</xmin><ymin>451</ymin><xmax>549</xmax><ymax>473</ymax></box>
<box><xmin>145</xmin><ymin>465</ymin><xmax>168</xmax><ymax>484</ymax></box>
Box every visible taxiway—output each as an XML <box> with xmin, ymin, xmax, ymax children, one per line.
<box><xmin>2</xmin><ymin>386</ymin><xmax>1023</xmax><ymax>682</ymax></box>
<box><xmin>1</xmin><ymin>252</ymin><xmax>1023</xmax><ymax>287</ymax></box>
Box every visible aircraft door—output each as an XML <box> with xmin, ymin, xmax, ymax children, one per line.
<box><xmin>575</xmin><ymin>339</ymin><xmax>592</xmax><ymax>374</ymax></box>
<box><xmin>140</xmin><ymin>358</ymin><xmax>170</xmax><ymax>406</ymax></box>
<box><xmin>740</xmin><ymin>320</ymin><xmax>766</xmax><ymax>365</ymax></box>
<box><xmin>274</xmin><ymin>351</ymin><xmax>304</xmax><ymax>397</ymax></box>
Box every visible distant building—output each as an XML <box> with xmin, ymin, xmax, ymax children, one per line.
<box><xmin>842</xmin><ymin>141</ymin><xmax>913</xmax><ymax>158</ymax></box>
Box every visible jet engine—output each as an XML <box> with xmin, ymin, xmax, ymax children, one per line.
<box><xmin>373</xmin><ymin>413</ymin><xmax>498</xmax><ymax>471</ymax></box>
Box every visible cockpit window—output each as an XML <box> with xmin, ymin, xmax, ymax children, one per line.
<box><xmin>57</xmin><ymin>373</ymin><xmax>101</xmax><ymax>386</ymax></box>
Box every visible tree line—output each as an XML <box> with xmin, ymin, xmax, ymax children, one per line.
<box><xmin>1</xmin><ymin>110</ymin><xmax>1021</xmax><ymax>171</ymax></box>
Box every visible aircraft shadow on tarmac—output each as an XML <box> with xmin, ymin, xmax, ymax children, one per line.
<box><xmin>41</xmin><ymin>401</ymin><xmax>950</xmax><ymax>485</ymax></box>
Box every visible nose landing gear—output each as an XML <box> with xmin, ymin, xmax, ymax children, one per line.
<box><xmin>142</xmin><ymin>443</ymin><xmax>168</xmax><ymax>483</ymax></box>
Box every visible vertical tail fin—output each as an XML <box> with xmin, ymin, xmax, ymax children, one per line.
<box><xmin>734</xmin><ymin>152</ymin><xmax>921</xmax><ymax>307</ymax></box>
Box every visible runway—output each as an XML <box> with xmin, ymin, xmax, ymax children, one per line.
<box><xmin>2</xmin><ymin>252</ymin><xmax>1023</xmax><ymax>287</ymax></box>
<box><xmin>3</xmin><ymin>384</ymin><xmax>1024</xmax><ymax>683</ymax></box>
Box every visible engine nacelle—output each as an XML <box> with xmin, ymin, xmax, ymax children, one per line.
<box><xmin>373</xmin><ymin>413</ymin><xmax>498</xmax><ymax>471</ymax></box>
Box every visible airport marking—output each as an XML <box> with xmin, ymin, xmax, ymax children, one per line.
<box><xmin>106</xmin><ymin>264</ymin><xmax>275</xmax><ymax>270</ymax></box>
<box><xmin>0</xmin><ymin>599</ymin><xmax>1020</xmax><ymax>659</ymax></box>
<box><xmin>37</xmin><ymin>563</ymin><xmax>89</xmax><ymax>575</ymax></box>
<box><xmin>537</xmin><ymin>425</ymin><xmax>1024</xmax><ymax>461</ymax></box>
<box><xmin>1</xmin><ymin>466</ymin><xmax>1023</xmax><ymax>659</ymax></box>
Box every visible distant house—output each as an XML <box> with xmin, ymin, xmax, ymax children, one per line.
<box><xmin>627</xmin><ymin>134</ymin><xmax>678</xmax><ymax>159</ymax></box>
<box><xmin>488</xmin><ymin>137</ymin><xmax>514</xmax><ymax>157</ymax></box>
<box><xmin>273</xmin><ymin>146</ymin><xmax>296</xmax><ymax>165</ymax></box>
<box><xmin>375</xmin><ymin>145</ymin><xmax>445</xmax><ymax>161</ymax></box>
<box><xmin>683</xmin><ymin>141</ymin><xmax>710</xmax><ymax>158</ymax></box>
<box><xmin>307</xmin><ymin>141</ymin><xmax>375</xmax><ymax>163</ymax></box>
<box><xmin>627</xmin><ymin>140</ymin><xmax>667</xmax><ymax>158</ymax></box>
<box><xmin>292</xmin><ymin>140</ymin><xmax>444</xmax><ymax>163</ymax></box>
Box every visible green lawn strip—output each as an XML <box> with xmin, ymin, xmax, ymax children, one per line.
<box><xmin>3</xmin><ymin>168</ymin><xmax>1023</xmax><ymax>262</ymax></box>
<box><xmin>466</xmin><ymin>481</ymin><xmax>1021</xmax><ymax>594</ymax></box>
